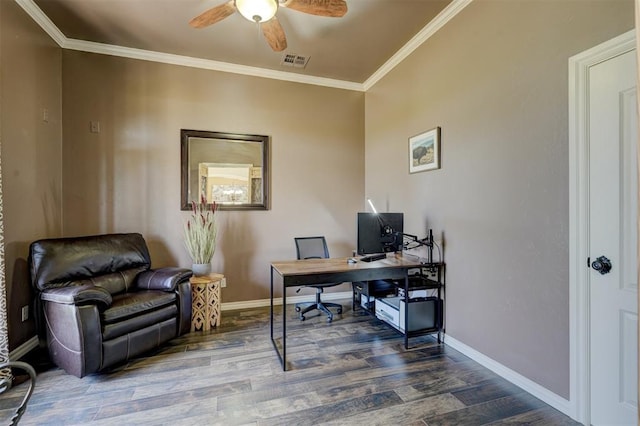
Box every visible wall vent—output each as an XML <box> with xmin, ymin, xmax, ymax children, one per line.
<box><xmin>281</xmin><ymin>53</ymin><xmax>310</xmax><ymax>68</ymax></box>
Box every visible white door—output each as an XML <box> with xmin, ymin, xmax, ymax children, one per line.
<box><xmin>588</xmin><ymin>48</ymin><xmax>638</xmax><ymax>425</ymax></box>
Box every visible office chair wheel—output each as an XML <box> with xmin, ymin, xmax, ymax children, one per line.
<box><xmin>300</xmin><ymin>315</ymin><xmax>306</xmax><ymax>321</ymax></box>
<box><xmin>295</xmin><ymin>306</ymin><xmax>301</xmax><ymax>312</ymax></box>
<box><xmin>337</xmin><ymin>308</ymin><xmax>343</xmax><ymax>314</ymax></box>
<box><xmin>327</xmin><ymin>315</ymin><xmax>333</xmax><ymax>323</ymax></box>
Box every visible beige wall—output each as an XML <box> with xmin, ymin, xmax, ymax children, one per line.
<box><xmin>2</xmin><ymin>0</ymin><xmax>634</xmax><ymax>403</ymax></box>
<box><xmin>364</xmin><ymin>0</ymin><xmax>634</xmax><ymax>399</ymax></box>
<box><xmin>0</xmin><ymin>0</ymin><xmax>63</xmax><ymax>350</ymax></box>
<box><xmin>61</xmin><ymin>51</ymin><xmax>365</xmax><ymax>302</ymax></box>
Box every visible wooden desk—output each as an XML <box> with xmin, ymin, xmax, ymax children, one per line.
<box><xmin>270</xmin><ymin>254</ymin><xmax>424</xmax><ymax>370</ymax></box>
<box><xmin>190</xmin><ymin>273</ymin><xmax>223</xmax><ymax>332</ymax></box>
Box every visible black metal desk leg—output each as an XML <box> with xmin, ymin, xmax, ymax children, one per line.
<box><xmin>270</xmin><ymin>266</ymin><xmax>285</xmax><ymax>370</ymax></box>
<box><xmin>282</xmin><ymin>284</ymin><xmax>287</xmax><ymax>370</ymax></box>
<box><xmin>404</xmin><ymin>273</ymin><xmax>409</xmax><ymax>350</ymax></box>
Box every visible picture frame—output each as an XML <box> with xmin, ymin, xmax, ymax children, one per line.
<box><xmin>409</xmin><ymin>127</ymin><xmax>441</xmax><ymax>173</ymax></box>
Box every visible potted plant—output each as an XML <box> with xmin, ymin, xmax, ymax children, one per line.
<box><xmin>183</xmin><ymin>194</ymin><xmax>218</xmax><ymax>276</ymax></box>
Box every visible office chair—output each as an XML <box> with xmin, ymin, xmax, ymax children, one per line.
<box><xmin>294</xmin><ymin>236</ymin><xmax>343</xmax><ymax>322</ymax></box>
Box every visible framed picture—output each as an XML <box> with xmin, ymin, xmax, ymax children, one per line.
<box><xmin>409</xmin><ymin>127</ymin><xmax>441</xmax><ymax>173</ymax></box>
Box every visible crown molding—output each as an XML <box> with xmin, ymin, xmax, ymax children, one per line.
<box><xmin>15</xmin><ymin>0</ymin><xmax>471</xmax><ymax>92</ymax></box>
<box><xmin>15</xmin><ymin>0</ymin><xmax>363</xmax><ymax>91</ymax></box>
<box><xmin>15</xmin><ymin>0</ymin><xmax>67</xmax><ymax>46</ymax></box>
<box><xmin>62</xmin><ymin>38</ymin><xmax>365</xmax><ymax>91</ymax></box>
<box><xmin>362</xmin><ymin>0</ymin><xmax>473</xmax><ymax>91</ymax></box>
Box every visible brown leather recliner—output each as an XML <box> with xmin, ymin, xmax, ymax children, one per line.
<box><xmin>29</xmin><ymin>233</ymin><xmax>193</xmax><ymax>378</ymax></box>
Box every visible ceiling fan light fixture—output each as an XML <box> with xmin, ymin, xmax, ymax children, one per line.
<box><xmin>235</xmin><ymin>0</ymin><xmax>278</xmax><ymax>23</ymax></box>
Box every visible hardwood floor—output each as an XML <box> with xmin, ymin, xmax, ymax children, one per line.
<box><xmin>2</xmin><ymin>301</ymin><xmax>578</xmax><ymax>425</ymax></box>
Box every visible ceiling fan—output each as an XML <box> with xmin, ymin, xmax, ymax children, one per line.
<box><xmin>189</xmin><ymin>0</ymin><xmax>348</xmax><ymax>52</ymax></box>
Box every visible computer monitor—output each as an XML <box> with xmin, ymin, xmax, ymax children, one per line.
<box><xmin>357</xmin><ymin>212</ymin><xmax>404</xmax><ymax>255</ymax></box>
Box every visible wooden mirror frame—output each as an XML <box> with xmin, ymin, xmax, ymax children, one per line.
<box><xmin>181</xmin><ymin>129</ymin><xmax>270</xmax><ymax>211</ymax></box>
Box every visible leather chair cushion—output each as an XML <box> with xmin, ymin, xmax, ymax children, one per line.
<box><xmin>68</xmin><ymin>268</ymin><xmax>147</xmax><ymax>296</ymax></box>
<box><xmin>103</xmin><ymin>291</ymin><xmax>176</xmax><ymax>324</ymax></box>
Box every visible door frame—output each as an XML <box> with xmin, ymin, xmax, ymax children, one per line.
<box><xmin>569</xmin><ymin>29</ymin><xmax>636</xmax><ymax>424</ymax></box>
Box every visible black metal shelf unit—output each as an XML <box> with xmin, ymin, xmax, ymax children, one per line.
<box><xmin>352</xmin><ymin>262</ymin><xmax>445</xmax><ymax>348</ymax></box>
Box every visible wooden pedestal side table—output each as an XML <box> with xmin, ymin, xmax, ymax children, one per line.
<box><xmin>190</xmin><ymin>273</ymin><xmax>224</xmax><ymax>332</ymax></box>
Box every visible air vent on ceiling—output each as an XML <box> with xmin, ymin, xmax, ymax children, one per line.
<box><xmin>281</xmin><ymin>53</ymin><xmax>310</xmax><ymax>69</ymax></box>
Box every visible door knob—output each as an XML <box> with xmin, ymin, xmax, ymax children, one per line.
<box><xmin>591</xmin><ymin>256</ymin><xmax>612</xmax><ymax>275</ymax></box>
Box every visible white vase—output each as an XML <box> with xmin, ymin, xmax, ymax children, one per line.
<box><xmin>191</xmin><ymin>263</ymin><xmax>211</xmax><ymax>276</ymax></box>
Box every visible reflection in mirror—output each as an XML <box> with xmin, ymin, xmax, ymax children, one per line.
<box><xmin>181</xmin><ymin>130</ymin><xmax>269</xmax><ymax>210</ymax></box>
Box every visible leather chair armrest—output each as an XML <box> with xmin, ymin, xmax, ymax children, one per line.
<box><xmin>135</xmin><ymin>267</ymin><xmax>193</xmax><ymax>291</ymax></box>
<box><xmin>41</xmin><ymin>285</ymin><xmax>112</xmax><ymax>308</ymax></box>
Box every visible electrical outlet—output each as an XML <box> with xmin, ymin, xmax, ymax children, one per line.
<box><xmin>21</xmin><ymin>305</ymin><xmax>29</xmax><ymax>322</ymax></box>
<box><xmin>221</xmin><ymin>278</ymin><xmax>227</xmax><ymax>288</ymax></box>
<box><xmin>90</xmin><ymin>121</ymin><xmax>101</xmax><ymax>133</ymax></box>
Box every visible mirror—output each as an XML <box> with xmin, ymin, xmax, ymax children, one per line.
<box><xmin>181</xmin><ymin>129</ymin><xmax>269</xmax><ymax>210</ymax></box>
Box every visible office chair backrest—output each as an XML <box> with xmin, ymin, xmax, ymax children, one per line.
<box><xmin>294</xmin><ymin>236</ymin><xmax>330</xmax><ymax>260</ymax></box>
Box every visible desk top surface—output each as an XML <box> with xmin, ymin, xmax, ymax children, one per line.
<box><xmin>271</xmin><ymin>253</ymin><xmax>424</xmax><ymax>277</ymax></box>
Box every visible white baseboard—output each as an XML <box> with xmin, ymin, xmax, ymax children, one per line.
<box><xmin>221</xmin><ymin>291</ymin><xmax>352</xmax><ymax>311</ymax></box>
<box><xmin>9</xmin><ymin>336</ymin><xmax>39</xmax><ymax>361</ymax></box>
<box><xmin>444</xmin><ymin>335</ymin><xmax>572</xmax><ymax>418</ymax></box>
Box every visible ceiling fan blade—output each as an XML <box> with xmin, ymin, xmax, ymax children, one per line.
<box><xmin>262</xmin><ymin>18</ymin><xmax>288</xmax><ymax>52</ymax></box>
<box><xmin>281</xmin><ymin>0</ymin><xmax>347</xmax><ymax>17</ymax></box>
<box><xmin>189</xmin><ymin>1</ymin><xmax>236</xmax><ymax>29</ymax></box>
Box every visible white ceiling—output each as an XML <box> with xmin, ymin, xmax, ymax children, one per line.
<box><xmin>20</xmin><ymin>0</ymin><xmax>465</xmax><ymax>89</ymax></box>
